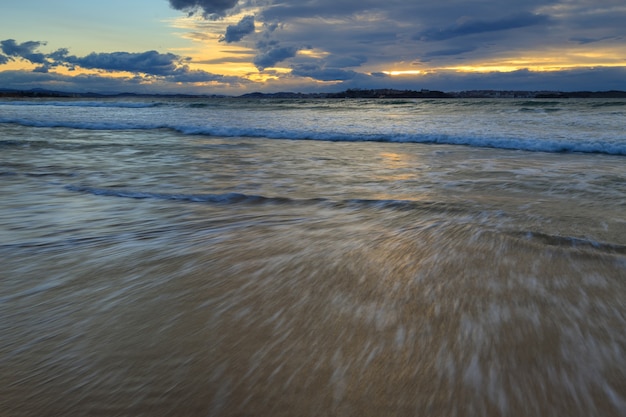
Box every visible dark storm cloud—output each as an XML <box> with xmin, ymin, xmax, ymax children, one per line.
<box><xmin>415</xmin><ymin>12</ymin><xmax>550</xmax><ymax>41</ymax></box>
<box><xmin>168</xmin><ymin>0</ymin><xmax>239</xmax><ymax>18</ymax></box>
<box><xmin>0</xmin><ymin>39</ymin><xmax>48</xmax><ymax>64</ymax></box>
<box><xmin>221</xmin><ymin>15</ymin><xmax>255</xmax><ymax>43</ymax></box>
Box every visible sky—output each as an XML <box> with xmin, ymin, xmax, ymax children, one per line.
<box><xmin>1</xmin><ymin>0</ymin><xmax>625</xmax><ymax>95</ymax></box>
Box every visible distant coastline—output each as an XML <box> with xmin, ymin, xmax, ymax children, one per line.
<box><xmin>2</xmin><ymin>87</ymin><xmax>626</xmax><ymax>99</ymax></box>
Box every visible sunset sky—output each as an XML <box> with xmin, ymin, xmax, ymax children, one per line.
<box><xmin>1</xmin><ymin>0</ymin><xmax>625</xmax><ymax>94</ymax></box>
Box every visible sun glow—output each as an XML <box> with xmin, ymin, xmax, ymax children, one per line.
<box><xmin>298</xmin><ymin>48</ymin><xmax>330</xmax><ymax>59</ymax></box>
<box><xmin>444</xmin><ymin>61</ymin><xmax>626</xmax><ymax>74</ymax></box>
<box><xmin>382</xmin><ymin>70</ymin><xmax>422</xmax><ymax>76</ymax></box>
<box><xmin>444</xmin><ymin>65</ymin><xmax>523</xmax><ymax>73</ymax></box>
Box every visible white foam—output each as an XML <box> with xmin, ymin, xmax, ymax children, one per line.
<box><xmin>2</xmin><ymin>98</ymin><xmax>625</xmax><ymax>155</ymax></box>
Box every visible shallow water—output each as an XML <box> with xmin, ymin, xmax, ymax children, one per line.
<box><xmin>1</xmin><ymin>99</ymin><xmax>626</xmax><ymax>416</ymax></box>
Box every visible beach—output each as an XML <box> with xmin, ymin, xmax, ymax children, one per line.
<box><xmin>1</xmin><ymin>97</ymin><xmax>625</xmax><ymax>416</ymax></box>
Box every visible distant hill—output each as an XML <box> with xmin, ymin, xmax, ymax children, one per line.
<box><xmin>0</xmin><ymin>88</ymin><xmax>225</xmax><ymax>99</ymax></box>
<box><xmin>0</xmin><ymin>88</ymin><xmax>81</xmax><ymax>98</ymax></box>
<box><xmin>2</xmin><ymin>88</ymin><xmax>626</xmax><ymax>99</ymax></box>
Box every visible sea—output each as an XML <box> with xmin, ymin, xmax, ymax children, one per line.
<box><xmin>1</xmin><ymin>97</ymin><xmax>625</xmax><ymax>416</ymax></box>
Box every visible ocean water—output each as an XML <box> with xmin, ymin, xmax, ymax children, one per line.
<box><xmin>1</xmin><ymin>97</ymin><xmax>625</xmax><ymax>416</ymax></box>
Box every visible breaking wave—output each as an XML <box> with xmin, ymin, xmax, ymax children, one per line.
<box><xmin>2</xmin><ymin>117</ymin><xmax>624</xmax><ymax>155</ymax></box>
<box><xmin>2</xmin><ymin>97</ymin><xmax>625</xmax><ymax>155</ymax></box>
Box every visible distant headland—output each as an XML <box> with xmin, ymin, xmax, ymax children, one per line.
<box><xmin>2</xmin><ymin>88</ymin><xmax>626</xmax><ymax>99</ymax></box>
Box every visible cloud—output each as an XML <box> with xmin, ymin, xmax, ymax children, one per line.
<box><xmin>253</xmin><ymin>44</ymin><xmax>299</xmax><ymax>70</ymax></box>
<box><xmin>3</xmin><ymin>64</ymin><xmax>626</xmax><ymax>95</ymax></box>
<box><xmin>247</xmin><ymin>3</ymin><xmax>556</xmax><ymax>74</ymax></box>
<box><xmin>0</xmin><ymin>39</ymin><xmax>48</xmax><ymax>64</ymax></box>
<box><xmin>168</xmin><ymin>0</ymin><xmax>239</xmax><ymax>19</ymax></box>
<box><xmin>0</xmin><ymin>38</ymin><xmax>248</xmax><ymax>91</ymax></box>
<box><xmin>325</xmin><ymin>55</ymin><xmax>367</xmax><ymax>68</ymax></box>
<box><xmin>384</xmin><ymin>67</ymin><xmax>626</xmax><ymax>93</ymax></box>
<box><xmin>221</xmin><ymin>15</ymin><xmax>255</xmax><ymax>43</ymax></box>
<box><xmin>300</xmin><ymin>66</ymin><xmax>626</xmax><ymax>94</ymax></box>
<box><xmin>66</xmin><ymin>51</ymin><xmax>182</xmax><ymax>76</ymax></box>
<box><xmin>415</xmin><ymin>12</ymin><xmax>550</xmax><ymax>41</ymax></box>
<box><xmin>0</xmin><ymin>70</ymin><xmax>144</xmax><ymax>93</ymax></box>
<box><xmin>170</xmin><ymin>0</ymin><xmax>624</xmax><ymax>86</ymax></box>
<box><xmin>0</xmin><ymin>68</ymin><xmax>247</xmax><ymax>95</ymax></box>
<box><xmin>166</xmin><ymin>66</ymin><xmax>245</xmax><ymax>84</ymax></box>
<box><xmin>0</xmin><ymin>40</ymin><xmax>231</xmax><ymax>80</ymax></box>
<box><xmin>258</xmin><ymin>0</ymin><xmax>383</xmax><ymax>21</ymax></box>
<box><xmin>422</xmin><ymin>47</ymin><xmax>476</xmax><ymax>59</ymax></box>
<box><xmin>4</xmin><ymin>1</ymin><xmax>626</xmax><ymax>94</ymax></box>
<box><xmin>63</xmin><ymin>51</ymin><xmax>245</xmax><ymax>84</ymax></box>
<box><xmin>569</xmin><ymin>36</ymin><xmax>619</xmax><ymax>45</ymax></box>
<box><xmin>290</xmin><ymin>64</ymin><xmax>357</xmax><ymax>81</ymax></box>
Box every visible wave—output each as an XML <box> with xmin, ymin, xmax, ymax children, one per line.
<box><xmin>0</xmin><ymin>117</ymin><xmax>166</xmax><ymax>131</ymax></box>
<box><xmin>177</xmin><ymin>126</ymin><xmax>626</xmax><ymax>155</ymax></box>
<box><xmin>518</xmin><ymin>107</ymin><xmax>562</xmax><ymax>113</ymax></box>
<box><xmin>61</xmin><ymin>185</ymin><xmax>626</xmax><ymax>255</ymax></box>
<box><xmin>516</xmin><ymin>101</ymin><xmax>562</xmax><ymax>107</ymax></box>
<box><xmin>0</xmin><ymin>100</ymin><xmax>162</xmax><ymax>108</ymax></box>
<box><xmin>509</xmin><ymin>231</ymin><xmax>626</xmax><ymax>255</ymax></box>
<box><xmin>591</xmin><ymin>101</ymin><xmax>626</xmax><ymax>108</ymax></box>
<box><xmin>65</xmin><ymin>185</ymin><xmax>470</xmax><ymax>214</ymax></box>
<box><xmin>65</xmin><ymin>185</ymin><xmax>296</xmax><ymax>205</ymax></box>
<box><xmin>0</xmin><ymin>139</ymin><xmax>28</xmax><ymax>147</ymax></box>
<box><xmin>186</xmin><ymin>102</ymin><xmax>222</xmax><ymax>109</ymax></box>
<box><xmin>2</xmin><ymin>117</ymin><xmax>625</xmax><ymax>156</ymax></box>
